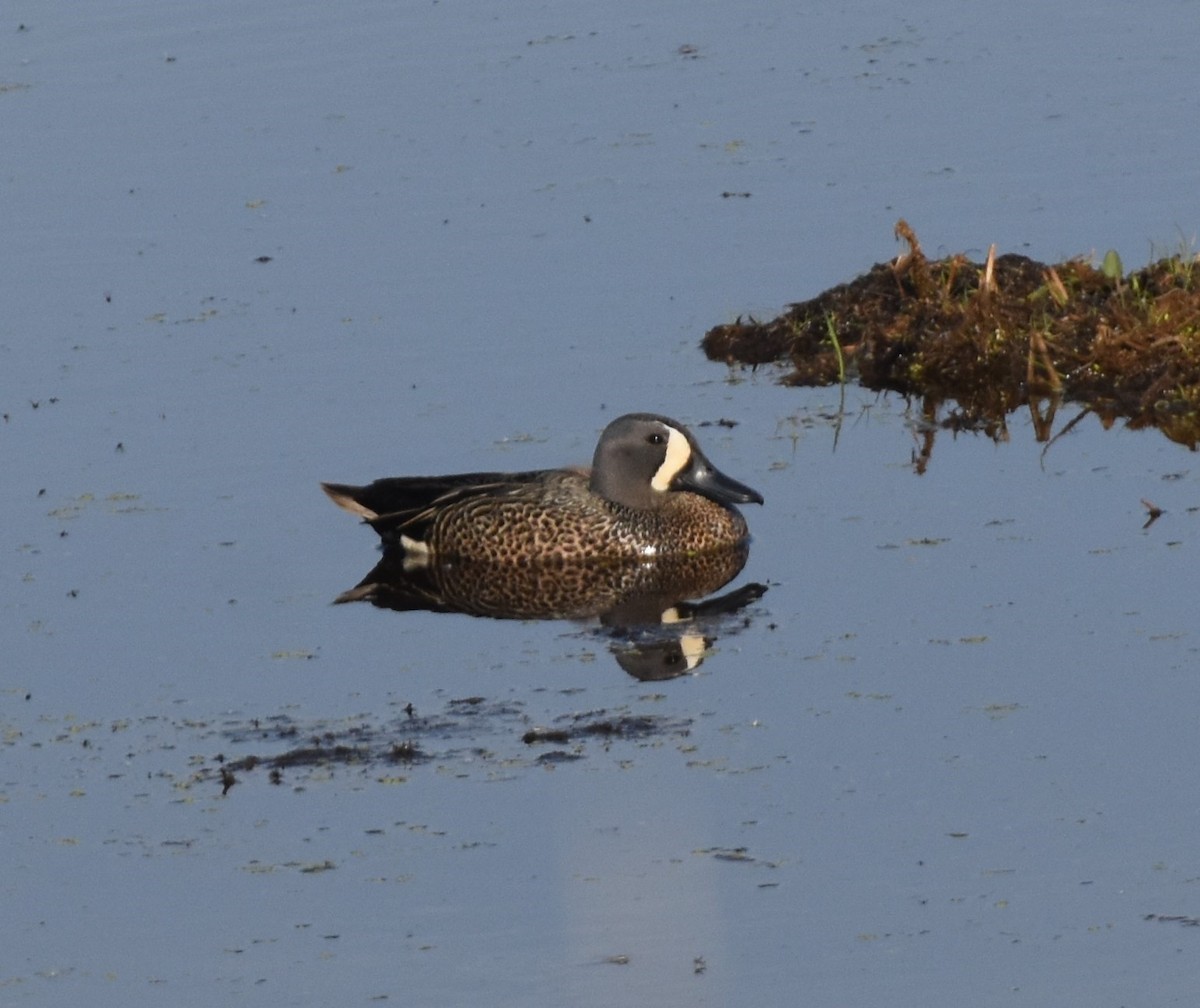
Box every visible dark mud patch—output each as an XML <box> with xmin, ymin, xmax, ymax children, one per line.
<box><xmin>523</xmin><ymin>711</ymin><xmax>682</xmax><ymax>746</ymax></box>
<box><xmin>704</xmin><ymin>221</ymin><xmax>1200</xmax><ymax>458</ymax></box>
<box><xmin>191</xmin><ymin>697</ymin><xmax>692</xmax><ymax>793</ymax></box>
<box><xmin>3</xmin><ymin>693</ymin><xmax>709</xmax><ymax>804</ymax></box>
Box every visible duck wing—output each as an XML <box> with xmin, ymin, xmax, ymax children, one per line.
<box><xmin>321</xmin><ymin>471</ymin><xmax>549</xmax><ymax>521</ymax></box>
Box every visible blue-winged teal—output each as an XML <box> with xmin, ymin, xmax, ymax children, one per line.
<box><xmin>321</xmin><ymin>413</ymin><xmax>762</xmax><ymax>563</ymax></box>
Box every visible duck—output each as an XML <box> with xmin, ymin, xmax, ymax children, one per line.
<box><xmin>321</xmin><ymin>412</ymin><xmax>762</xmax><ymax>564</ymax></box>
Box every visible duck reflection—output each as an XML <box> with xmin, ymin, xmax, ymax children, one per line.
<box><xmin>332</xmin><ymin>544</ymin><xmax>766</xmax><ymax>680</ymax></box>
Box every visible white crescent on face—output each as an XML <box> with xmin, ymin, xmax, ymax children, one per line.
<box><xmin>649</xmin><ymin>425</ymin><xmax>692</xmax><ymax>492</ymax></box>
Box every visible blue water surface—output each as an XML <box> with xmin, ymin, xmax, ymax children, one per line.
<box><xmin>3</xmin><ymin>1</ymin><xmax>1199</xmax><ymax>1005</ymax></box>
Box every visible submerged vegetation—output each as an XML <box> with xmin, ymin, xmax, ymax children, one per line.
<box><xmin>704</xmin><ymin>221</ymin><xmax>1200</xmax><ymax>458</ymax></box>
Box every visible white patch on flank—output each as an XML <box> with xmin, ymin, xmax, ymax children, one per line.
<box><xmin>649</xmin><ymin>426</ymin><xmax>691</xmax><ymax>492</ymax></box>
<box><xmin>400</xmin><ymin>534</ymin><xmax>431</xmax><ymax>570</ymax></box>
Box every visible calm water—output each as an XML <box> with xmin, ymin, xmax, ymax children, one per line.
<box><xmin>4</xmin><ymin>2</ymin><xmax>1199</xmax><ymax>1005</ymax></box>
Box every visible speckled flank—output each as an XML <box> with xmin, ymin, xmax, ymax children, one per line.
<box><xmin>420</xmin><ymin>471</ymin><xmax>750</xmax><ymax>562</ymax></box>
<box><xmin>323</xmin><ymin>413</ymin><xmax>761</xmax><ymax>564</ymax></box>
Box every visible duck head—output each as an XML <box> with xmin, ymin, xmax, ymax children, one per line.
<box><xmin>590</xmin><ymin>413</ymin><xmax>764</xmax><ymax>511</ymax></box>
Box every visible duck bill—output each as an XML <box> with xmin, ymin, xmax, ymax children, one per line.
<box><xmin>675</xmin><ymin>458</ymin><xmax>764</xmax><ymax>506</ymax></box>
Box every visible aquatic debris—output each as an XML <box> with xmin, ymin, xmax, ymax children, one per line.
<box><xmin>693</xmin><ymin>845</ymin><xmax>780</xmax><ymax>868</ymax></box>
<box><xmin>188</xmin><ymin>701</ymin><xmax>692</xmax><ymax>792</ymax></box>
<box><xmin>522</xmin><ymin>711</ymin><xmax>688</xmax><ymax>746</ymax></box>
<box><xmin>704</xmin><ymin>221</ymin><xmax>1200</xmax><ymax>452</ymax></box>
<box><xmin>1144</xmin><ymin>913</ymin><xmax>1200</xmax><ymax>927</ymax></box>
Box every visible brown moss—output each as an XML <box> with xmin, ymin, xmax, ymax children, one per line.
<box><xmin>702</xmin><ymin>221</ymin><xmax>1200</xmax><ymax>449</ymax></box>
